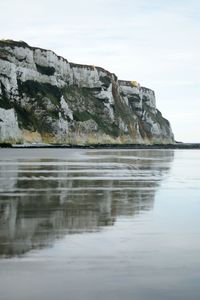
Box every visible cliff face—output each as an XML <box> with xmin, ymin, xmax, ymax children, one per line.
<box><xmin>0</xmin><ymin>40</ymin><xmax>174</xmax><ymax>144</ymax></box>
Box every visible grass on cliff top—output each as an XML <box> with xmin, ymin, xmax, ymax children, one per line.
<box><xmin>0</xmin><ymin>40</ymin><xmax>29</xmax><ymax>48</ymax></box>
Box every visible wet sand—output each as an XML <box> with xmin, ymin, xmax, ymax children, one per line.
<box><xmin>0</xmin><ymin>149</ymin><xmax>200</xmax><ymax>300</ymax></box>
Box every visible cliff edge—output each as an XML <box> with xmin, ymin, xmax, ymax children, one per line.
<box><xmin>0</xmin><ymin>40</ymin><xmax>174</xmax><ymax>144</ymax></box>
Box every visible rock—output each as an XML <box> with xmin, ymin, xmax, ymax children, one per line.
<box><xmin>0</xmin><ymin>39</ymin><xmax>174</xmax><ymax>145</ymax></box>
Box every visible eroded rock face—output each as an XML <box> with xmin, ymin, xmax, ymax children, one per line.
<box><xmin>0</xmin><ymin>40</ymin><xmax>174</xmax><ymax>144</ymax></box>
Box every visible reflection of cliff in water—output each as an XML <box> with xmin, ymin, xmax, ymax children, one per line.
<box><xmin>0</xmin><ymin>150</ymin><xmax>174</xmax><ymax>257</ymax></box>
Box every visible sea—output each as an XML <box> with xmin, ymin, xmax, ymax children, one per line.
<box><xmin>0</xmin><ymin>148</ymin><xmax>200</xmax><ymax>300</ymax></box>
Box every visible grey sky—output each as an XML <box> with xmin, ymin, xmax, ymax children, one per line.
<box><xmin>1</xmin><ymin>0</ymin><xmax>200</xmax><ymax>142</ymax></box>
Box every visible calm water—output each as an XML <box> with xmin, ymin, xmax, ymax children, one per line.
<box><xmin>0</xmin><ymin>149</ymin><xmax>200</xmax><ymax>300</ymax></box>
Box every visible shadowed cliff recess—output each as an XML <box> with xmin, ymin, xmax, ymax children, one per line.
<box><xmin>0</xmin><ymin>40</ymin><xmax>174</xmax><ymax>145</ymax></box>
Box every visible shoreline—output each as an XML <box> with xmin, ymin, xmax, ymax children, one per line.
<box><xmin>0</xmin><ymin>143</ymin><xmax>200</xmax><ymax>149</ymax></box>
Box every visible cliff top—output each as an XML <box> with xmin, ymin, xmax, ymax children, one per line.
<box><xmin>0</xmin><ymin>39</ymin><xmax>115</xmax><ymax>77</ymax></box>
<box><xmin>0</xmin><ymin>39</ymin><xmax>153</xmax><ymax>92</ymax></box>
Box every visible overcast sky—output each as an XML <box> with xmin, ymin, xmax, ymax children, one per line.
<box><xmin>1</xmin><ymin>0</ymin><xmax>200</xmax><ymax>142</ymax></box>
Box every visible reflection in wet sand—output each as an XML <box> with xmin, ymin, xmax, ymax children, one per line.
<box><xmin>0</xmin><ymin>149</ymin><xmax>174</xmax><ymax>257</ymax></box>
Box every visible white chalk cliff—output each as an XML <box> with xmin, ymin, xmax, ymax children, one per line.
<box><xmin>0</xmin><ymin>40</ymin><xmax>174</xmax><ymax>144</ymax></box>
